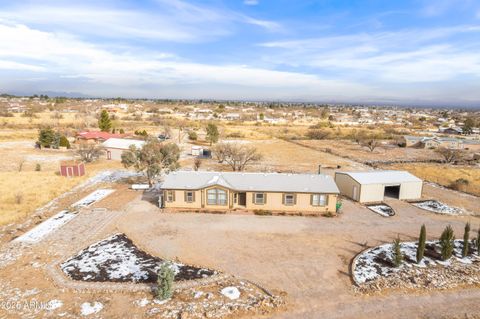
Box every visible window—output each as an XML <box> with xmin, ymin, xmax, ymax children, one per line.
<box><xmin>253</xmin><ymin>193</ymin><xmax>266</xmax><ymax>205</ymax></box>
<box><xmin>311</xmin><ymin>194</ymin><xmax>327</xmax><ymax>206</ymax></box>
<box><xmin>185</xmin><ymin>191</ymin><xmax>194</xmax><ymax>203</ymax></box>
<box><xmin>283</xmin><ymin>193</ymin><xmax>295</xmax><ymax>205</ymax></box>
<box><xmin>166</xmin><ymin>190</ymin><xmax>175</xmax><ymax>202</ymax></box>
<box><xmin>207</xmin><ymin>188</ymin><xmax>227</xmax><ymax>206</ymax></box>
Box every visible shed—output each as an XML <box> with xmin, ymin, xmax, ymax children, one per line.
<box><xmin>60</xmin><ymin>161</ymin><xmax>85</xmax><ymax>177</ymax></box>
<box><xmin>334</xmin><ymin>170</ymin><xmax>422</xmax><ymax>203</ymax></box>
<box><xmin>191</xmin><ymin>146</ymin><xmax>203</xmax><ymax>156</ymax></box>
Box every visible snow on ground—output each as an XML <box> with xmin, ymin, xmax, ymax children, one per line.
<box><xmin>367</xmin><ymin>204</ymin><xmax>395</xmax><ymax>217</ymax></box>
<box><xmin>221</xmin><ymin>287</ymin><xmax>241</xmax><ymax>300</ymax></box>
<box><xmin>134</xmin><ymin>298</ymin><xmax>150</xmax><ymax>307</ymax></box>
<box><xmin>80</xmin><ymin>302</ymin><xmax>103</xmax><ymax>316</ymax></box>
<box><xmin>61</xmin><ymin>234</ymin><xmax>215</xmax><ymax>283</ymax></box>
<box><xmin>353</xmin><ymin>240</ymin><xmax>478</xmax><ymax>284</ymax></box>
<box><xmin>412</xmin><ymin>200</ymin><xmax>463</xmax><ymax>215</ymax></box>
<box><xmin>71</xmin><ymin>189</ymin><xmax>115</xmax><ymax>208</ymax></box>
<box><xmin>14</xmin><ymin>210</ymin><xmax>77</xmax><ymax>243</ymax></box>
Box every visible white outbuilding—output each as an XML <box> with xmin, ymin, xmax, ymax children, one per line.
<box><xmin>334</xmin><ymin>170</ymin><xmax>423</xmax><ymax>203</ymax></box>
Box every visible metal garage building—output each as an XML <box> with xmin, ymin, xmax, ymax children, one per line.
<box><xmin>334</xmin><ymin>170</ymin><xmax>423</xmax><ymax>203</ymax></box>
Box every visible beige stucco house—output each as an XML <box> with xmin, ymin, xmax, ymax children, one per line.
<box><xmin>159</xmin><ymin>171</ymin><xmax>340</xmax><ymax>213</ymax></box>
<box><xmin>335</xmin><ymin>170</ymin><xmax>423</xmax><ymax>203</ymax></box>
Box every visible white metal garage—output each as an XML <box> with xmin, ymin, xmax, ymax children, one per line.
<box><xmin>334</xmin><ymin>170</ymin><xmax>423</xmax><ymax>203</ymax></box>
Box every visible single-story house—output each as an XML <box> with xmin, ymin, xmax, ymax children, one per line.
<box><xmin>402</xmin><ymin>135</ymin><xmax>466</xmax><ymax>150</ymax></box>
<box><xmin>334</xmin><ymin>170</ymin><xmax>422</xmax><ymax>203</ymax></box>
<box><xmin>159</xmin><ymin>171</ymin><xmax>339</xmax><ymax>213</ymax></box>
<box><xmin>76</xmin><ymin>131</ymin><xmax>128</xmax><ymax>144</ymax></box>
<box><xmin>102</xmin><ymin>138</ymin><xmax>145</xmax><ymax>160</ymax></box>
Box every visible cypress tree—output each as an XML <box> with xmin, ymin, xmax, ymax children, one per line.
<box><xmin>98</xmin><ymin>110</ymin><xmax>112</xmax><ymax>132</ymax></box>
<box><xmin>440</xmin><ymin>225</ymin><xmax>455</xmax><ymax>261</ymax></box>
<box><xmin>462</xmin><ymin>222</ymin><xmax>471</xmax><ymax>258</ymax></box>
<box><xmin>157</xmin><ymin>262</ymin><xmax>175</xmax><ymax>300</ymax></box>
<box><xmin>416</xmin><ymin>224</ymin><xmax>426</xmax><ymax>263</ymax></box>
<box><xmin>392</xmin><ymin>236</ymin><xmax>404</xmax><ymax>267</ymax></box>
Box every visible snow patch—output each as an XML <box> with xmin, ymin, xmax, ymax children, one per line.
<box><xmin>80</xmin><ymin>302</ymin><xmax>103</xmax><ymax>316</ymax></box>
<box><xmin>221</xmin><ymin>287</ymin><xmax>241</xmax><ymax>300</ymax></box>
<box><xmin>14</xmin><ymin>210</ymin><xmax>77</xmax><ymax>243</ymax></box>
<box><xmin>134</xmin><ymin>298</ymin><xmax>149</xmax><ymax>307</ymax></box>
<box><xmin>367</xmin><ymin>204</ymin><xmax>395</xmax><ymax>217</ymax></box>
<box><xmin>354</xmin><ymin>240</ymin><xmax>478</xmax><ymax>284</ymax></box>
<box><xmin>72</xmin><ymin>189</ymin><xmax>115</xmax><ymax>208</ymax></box>
<box><xmin>61</xmin><ymin>234</ymin><xmax>215</xmax><ymax>283</ymax></box>
<box><xmin>412</xmin><ymin>200</ymin><xmax>463</xmax><ymax>215</ymax></box>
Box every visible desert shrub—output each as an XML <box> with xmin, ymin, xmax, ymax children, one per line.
<box><xmin>15</xmin><ymin>192</ymin><xmax>23</xmax><ymax>204</ymax></box>
<box><xmin>226</xmin><ymin>131</ymin><xmax>245</xmax><ymax>138</ymax></box>
<box><xmin>450</xmin><ymin>178</ymin><xmax>469</xmax><ymax>192</ymax></box>
<box><xmin>440</xmin><ymin>225</ymin><xmax>455</xmax><ymax>261</ymax></box>
<box><xmin>392</xmin><ymin>236</ymin><xmax>404</xmax><ymax>267</ymax></box>
<box><xmin>416</xmin><ymin>224</ymin><xmax>426</xmax><ymax>263</ymax></box>
<box><xmin>463</xmin><ymin>222</ymin><xmax>471</xmax><ymax>258</ymax></box>
<box><xmin>188</xmin><ymin>131</ymin><xmax>198</xmax><ymax>140</ymax></box>
<box><xmin>322</xmin><ymin>211</ymin><xmax>336</xmax><ymax>218</ymax></box>
<box><xmin>253</xmin><ymin>209</ymin><xmax>272</xmax><ymax>216</ymax></box>
<box><xmin>0</xmin><ymin>111</ymin><xmax>14</xmax><ymax>117</ymax></box>
<box><xmin>35</xmin><ymin>163</ymin><xmax>41</xmax><ymax>171</ymax></box>
<box><xmin>306</xmin><ymin>129</ymin><xmax>330</xmax><ymax>140</ymax></box>
<box><xmin>157</xmin><ymin>262</ymin><xmax>175</xmax><ymax>300</ymax></box>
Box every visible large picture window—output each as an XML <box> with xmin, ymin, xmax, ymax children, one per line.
<box><xmin>207</xmin><ymin>188</ymin><xmax>227</xmax><ymax>205</ymax></box>
<box><xmin>311</xmin><ymin>194</ymin><xmax>327</xmax><ymax>206</ymax></box>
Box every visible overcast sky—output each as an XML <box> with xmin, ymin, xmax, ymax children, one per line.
<box><xmin>1</xmin><ymin>0</ymin><xmax>480</xmax><ymax>106</ymax></box>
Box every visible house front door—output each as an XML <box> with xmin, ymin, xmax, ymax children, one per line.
<box><xmin>236</xmin><ymin>192</ymin><xmax>247</xmax><ymax>207</ymax></box>
<box><xmin>107</xmin><ymin>150</ymin><xmax>112</xmax><ymax>160</ymax></box>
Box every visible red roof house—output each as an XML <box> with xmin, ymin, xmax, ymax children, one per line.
<box><xmin>76</xmin><ymin>131</ymin><xmax>129</xmax><ymax>143</ymax></box>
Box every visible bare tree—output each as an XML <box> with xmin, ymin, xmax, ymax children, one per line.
<box><xmin>212</xmin><ymin>142</ymin><xmax>262</xmax><ymax>171</ymax></box>
<box><xmin>193</xmin><ymin>158</ymin><xmax>202</xmax><ymax>171</ymax></box>
<box><xmin>361</xmin><ymin>138</ymin><xmax>380</xmax><ymax>152</ymax></box>
<box><xmin>76</xmin><ymin>144</ymin><xmax>105</xmax><ymax>163</ymax></box>
<box><xmin>435</xmin><ymin>147</ymin><xmax>464</xmax><ymax>163</ymax></box>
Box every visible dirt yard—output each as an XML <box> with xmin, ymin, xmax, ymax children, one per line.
<box><xmin>115</xmin><ymin>197</ymin><xmax>480</xmax><ymax>319</ymax></box>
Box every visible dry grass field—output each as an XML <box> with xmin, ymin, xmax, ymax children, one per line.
<box><xmin>386</xmin><ymin>163</ymin><xmax>480</xmax><ymax>196</ymax></box>
<box><xmin>297</xmin><ymin>139</ymin><xmax>442</xmax><ymax>162</ymax></box>
<box><xmin>0</xmin><ymin>141</ymin><xmax>122</xmax><ymax>226</ymax></box>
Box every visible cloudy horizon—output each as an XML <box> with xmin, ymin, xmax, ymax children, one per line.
<box><xmin>1</xmin><ymin>0</ymin><xmax>480</xmax><ymax>107</ymax></box>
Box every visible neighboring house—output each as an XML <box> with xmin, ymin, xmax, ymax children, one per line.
<box><xmin>438</xmin><ymin>127</ymin><xmax>463</xmax><ymax>135</ymax></box>
<box><xmin>402</xmin><ymin>136</ymin><xmax>465</xmax><ymax>149</ymax></box>
<box><xmin>76</xmin><ymin>131</ymin><xmax>128</xmax><ymax>144</ymax></box>
<box><xmin>102</xmin><ymin>138</ymin><xmax>145</xmax><ymax>160</ymax></box>
<box><xmin>159</xmin><ymin>171</ymin><xmax>339</xmax><ymax>213</ymax></box>
<box><xmin>334</xmin><ymin>170</ymin><xmax>423</xmax><ymax>203</ymax></box>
